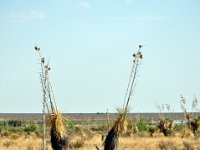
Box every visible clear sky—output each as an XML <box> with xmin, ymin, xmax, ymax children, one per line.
<box><xmin>0</xmin><ymin>0</ymin><xmax>200</xmax><ymax>113</ymax></box>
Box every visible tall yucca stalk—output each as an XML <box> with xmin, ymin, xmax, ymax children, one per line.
<box><xmin>180</xmin><ymin>95</ymin><xmax>200</xmax><ymax>136</ymax></box>
<box><xmin>35</xmin><ymin>46</ymin><xmax>68</xmax><ymax>150</ymax></box>
<box><xmin>103</xmin><ymin>45</ymin><xmax>143</xmax><ymax>150</ymax></box>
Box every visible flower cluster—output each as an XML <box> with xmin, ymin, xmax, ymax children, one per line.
<box><xmin>132</xmin><ymin>51</ymin><xmax>143</xmax><ymax>60</ymax></box>
<box><xmin>132</xmin><ymin>45</ymin><xmax>143</xmax><ymax>60</ymax></box>
<box><xmin>34</xmin><ymin>46</ymin><xmax>40</xmax><ymax>51</ymax></box>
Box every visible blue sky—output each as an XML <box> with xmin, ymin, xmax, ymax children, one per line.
<box><xmin>0</xmin><ymin>0</ymin><xmax>200</xmax><ymax>113</ymax></box>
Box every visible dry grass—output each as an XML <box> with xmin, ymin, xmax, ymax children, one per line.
<box><xmin>0</xmin><ymin>133</ymin><xmax>52</xmax><ymax>150</ymax></box>
<box><xmin>1</xmin><ymin>132</ymin><xmax>200</xmax><ymax>150</ymax></box>
<box><xmin>76</xmin><ymin>134</ymin><xmax>200</xmax><ymax>150</ymax></box>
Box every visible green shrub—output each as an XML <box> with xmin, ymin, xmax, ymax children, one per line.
<box><xmin>24</xmin><ymin>124</ymin><xmax>37</xmax><ymax>133</ymax></box>
<box><xmin>67</xmin><ymin>121</ymin><xmax>75</xmax><ymax>131</ymax></box>
<box><xmin>137</xmin><ymin>119</ymin><xmax>148</xmax><ymax>132</ymax></box>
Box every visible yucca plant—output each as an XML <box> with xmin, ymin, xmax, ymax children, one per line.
<box><xmin>104</xmin><ymin>112</ymin><xmax>127</xmax><ymax>150</ymax></box>
<box><xmin>103</xmin><ymin>45</ymin><xmax>143</xmax><ymax>150</ymax></box>
<box><xmin>157</xmin><ymin>117</ymin><xmax>173</xmax><ymax>137</ymax></box>
<box><xmin>180</xmin><ymin>95</ymin><xmax>200</xmax><ymax>135</ymax></box>
<box><xmin>35</xmin><ymin>46</ymin><xmax>68</xmax><ymax>150</ymax></box>
<box><xmin>156</xmin><ymin>104</ymin><xmax>173</xmax><ymax>137</ymax></box>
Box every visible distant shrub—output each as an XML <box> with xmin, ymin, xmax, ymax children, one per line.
<box><xmin>137</xmin><ymin>119</ymin><xmax>148</xmax><ymax>132</ymax></box>
<box><xmin>24</xmin><ymin>124</ymin><xmax>37</xmax><ymax>133</ymax></box>
<box><xmin>66</xmin><ymin>121</ymin><xmax>75</xmax><ymax>133</ymax></box>
<box><xmin>8</xmin><ymin>120</ymin><xmax>22</xmax><ymax>127</ymax></box>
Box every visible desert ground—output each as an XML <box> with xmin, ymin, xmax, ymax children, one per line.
<box><xmin>1</xmin><ymin>113</ymin><xmax>200</xmax><ymax>150</ymax></box>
